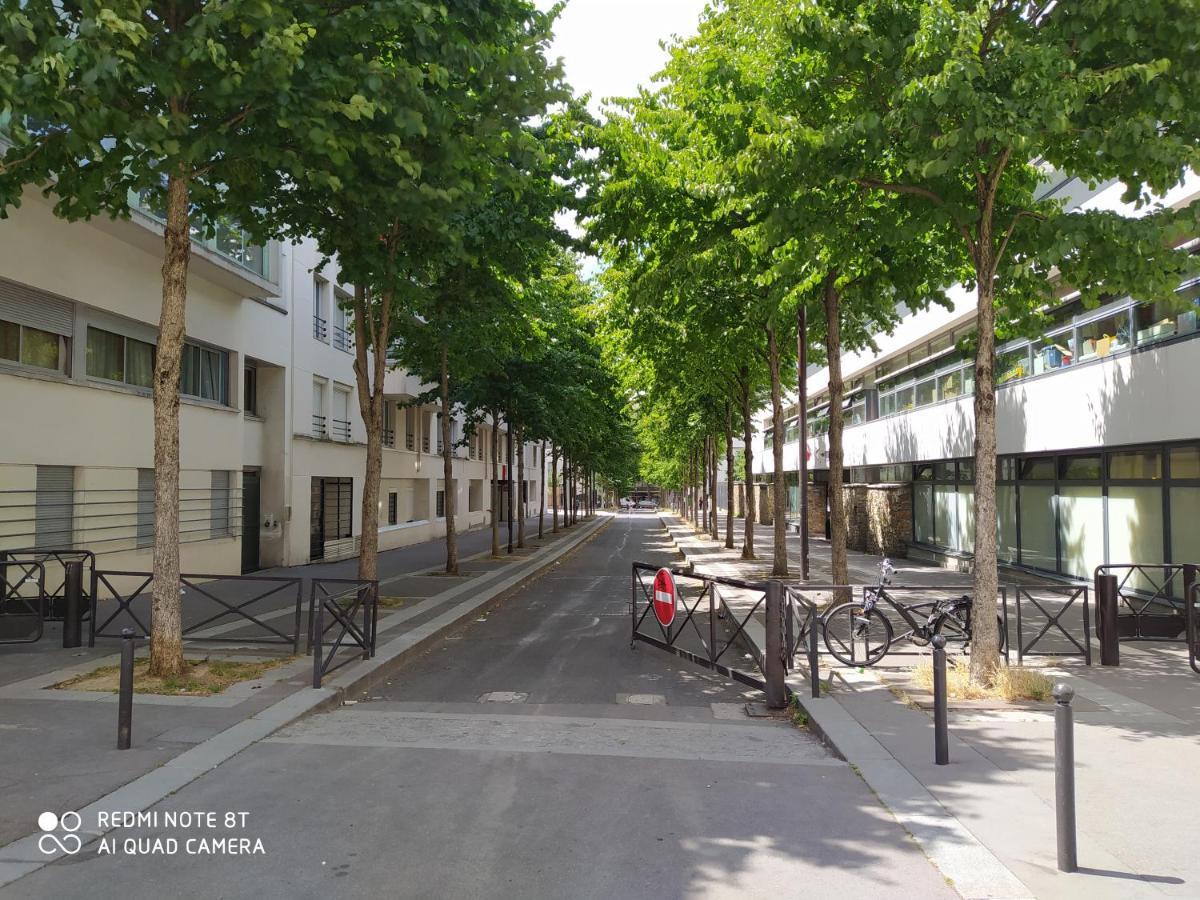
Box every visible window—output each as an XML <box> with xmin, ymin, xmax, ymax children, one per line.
<box><xmin>382</xmin><ymin>402</ymin><xmax>395</xmax><ymax>447</ymax></box>
<box><xmin>35</xmin><ymin>465</ymin><xmax>74</xmax><ymax>548</ymax></box>
<box><xmin>180</xmin><ymin>342</ymin><xmax>229</xmax><ymax>404</ymax></box>
<box><xmin>1034</xmin><ymin>332</ymin><xmax>1074</xmax><ymax>374</ymax></box>
<box><xmin>1109</xmin><ymin>450</ymin><xmax>1162</xmax><ymax>480</ymax></box>
<box><xmin>997</xmin><ymin>346</ymin><xmax>1031</xmax><ymax>385</ymax></box>
<box><xmin>312</xmin><ymin>378</ymin><xmax>327</xmax><ymax>437</ymax></box>
<box><xmin>436</xmin><ymin>489</ymin><xmax>446</xmax><ymax>518</ymax></box>
<box><xmin>313</xmin><ymin>278</ymin><xmax>329</xmax><ymax>341</ymax></box>
<box><xmin>1020</xmin><ymin>457</ymin><xmax>1055</xmax><ymax>480</ymax></box>
<box><xmin>210</xmin><ymin>471</ymin><xmax>231</xmax><ymax>538</ymax></box>
<box><xmin>332</xmin><ymin>386</ymin><xmax>352</xmax><ymax>441</ymax></box>
<box><xmin>243</xmin><ymin>365</ymin><xmax>257</xmax><ymax>416</ymax></box>
<box><xmin>387</xmin><ymin>491</ymin><xmax>398</xmax><ymax>526</ymax></box>
<box><xmin>1170</xmin><ymin>446</ymin><xmax>1200</xmax><ymax>479</ymax></box>
<box><xmin>1059</xmin><ymin>455</ymin><xmax>1101</xmax><ymax>480</ymax></box>
<box><xmin>136</xmin><ymin>469</ymin><xmax>154</xmax><ymax>549</ymax></box>
<box><xmin>86</xmin><ymin>327</ymin><xmax>153</xmax><ymax>388</ymax></box>
<box><xmin>1</xmin><ymin>318</ymin><xmax>64</xmax><ymax>372</ymax></box>
<box><xmin>1077</xmin><ymin>310</ymin><xmax>1131</xmax><ymax>360</ymax></box>
<box><xmin>1135</xmin><ymin>300</ymin><xmax>1180</xmax><ymax>345</ymax></box>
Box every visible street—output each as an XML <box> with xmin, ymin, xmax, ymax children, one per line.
<box><xmin>10</xmin><ymin>515</ymin><xmax>954</xmax><ymax>899</ymax></box>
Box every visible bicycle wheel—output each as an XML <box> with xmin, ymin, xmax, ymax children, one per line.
<box><xmin>933</xmin><ymin>604</ymin><xmax>1007</xmax><ymax>653</ymax></box>
<box><xmin>822</xmin><ymin>602</ymin><xmax>893</xmax><ymax>666</ymax></box>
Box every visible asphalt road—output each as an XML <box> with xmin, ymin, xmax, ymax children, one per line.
<box><xmin>11</xmin><ymin>515</ymin><xmax>956</xmax><ymax>899</ymax></box>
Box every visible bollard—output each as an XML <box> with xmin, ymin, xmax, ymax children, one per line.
<box><xmin>1096</xmin><ymin>574</ymin><xmax>1119</xmax><ymax>666</ymax></box>
<box><xmin>932</xmin><ymin>635</ymin><xmax>949</xmax><ymax>765</ymax></box>
<box><xmin>62</xmin><ymin>560</ymin><xmax>83</xmax><ymax>649</ymax></box>
<box><xmin>764</xmin><ymin>581</ymin><xmax>787</xmax><ymax>710</ymax></box>
<box><xmin>117</xmin><ymin>628</ymin><xmax>135</xmax><ymax>750</ymax></box>
<box><xmin>808</xmin><ymin>611</ymin><xmax>820</xmax><ymax>699</ymax></box>
<box><xmin>1054</xmin><ymin>683</ymin><xmax>1078</xmax><ymax>873</ymax></box>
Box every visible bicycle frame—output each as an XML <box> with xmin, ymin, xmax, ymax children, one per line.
<box><xmin>862</xmin><ymin>587</ymin><xmax>963</xmax><ymax>645</ymax></box>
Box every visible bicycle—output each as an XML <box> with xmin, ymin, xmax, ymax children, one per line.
<box><xmin>821</xmin><ymin>559</ymin><xmax>1007</xmax><ymax>666</ymax></box>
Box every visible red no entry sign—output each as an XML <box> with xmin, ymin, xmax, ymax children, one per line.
<box><xmin>652</xmin><ymin>567</ymin><xmax>677</xmax><ymax>628</ymax></box>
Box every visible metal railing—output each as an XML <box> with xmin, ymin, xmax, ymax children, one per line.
<box><xmin>312</xmin><ymin>414</ymin><xmax>327</xmax><ymax>438</ymax></box>
<box><xmin>405</xmin><ymin>433</ymin><xmax>415</xmax><ymax>451</ymax></box>
<box><xmin>332</xmin><ymin>325</ymin><xmax>354</xmax><ymax>352</ymax></box>
<box><xmin>90</xmin><ymin>570</ymin><xmax>304</xmax><ymax>651</ymax></box>
<box><xmin>331</xmin><ymin>419</ymin><xmax>351</xmax><ymax>442</ymax></box>
<box><xmin>313</xmin><ymin>315</ymin><xmax>328</xmax><ymax>341</ymax></box>
<box><xmin>1094</xmin><ymin>563</ymin><xmax>1194</xmax><ymax>641</ymax></box>
<box><xmin>309</xmin><ymin>578</ymin><xmax>378</xmax><ymax>687</ymax></box>
<box><xmin>0</xmin><ymin>559</ymin><xmax>45</xmax><ymax>644</ymax></box>
<box><xmin>1012</xmin><ymin>584</ymin><xmax>1091</xmax><ymax>665</ymax></box>
<box><xmin>383</xmin><ymin>428</ymin><xmax>395</xmax><ymax>448</ymax></box>
<box><xmin>0</xmin><ymin>548</ymin><xmax>94</xmax><ymax>622</ymax></box>
<box><xmin>1189</xmin><ymin>582</ymin><xmax>1199</xmax><ymax>675</ymax></box>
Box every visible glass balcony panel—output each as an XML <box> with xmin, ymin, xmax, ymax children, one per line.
<box><xmin>997</xmin><ymin>346</ymin><xmax>1031</xmax><ymax>385</ymax></box>
<box><xmin>1078</xmin><ymin>310</ymin><xmax>1131</xmax><ymax>360</ymax></box>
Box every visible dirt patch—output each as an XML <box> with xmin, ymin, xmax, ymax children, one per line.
<box><xmin>378</xmin><ymin>596</ymin><xmax>419</xmax><ymax>609</ymax></box>
<box><xmin>55</xmin><ymin>657</ymin><xmax>289</xmax><ymax>696</ymax></box>
<box><xmin>913</xmin><ymin>657</ymin><xmax>1053</xmax><ymax>702</ymax></box>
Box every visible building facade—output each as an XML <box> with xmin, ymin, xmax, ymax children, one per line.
<box><xmin>0</xmin><ymin>188</ymin><xmax>542</xmax><ymax>574</ymax></box>
<box><xmin>751</xmin><ymin>172</ymin><xmax>1200</xmax><ymax>584</ymax></box>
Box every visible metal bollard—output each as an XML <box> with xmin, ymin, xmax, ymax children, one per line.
<box><xmin>1096</xmin><ymin>574</ymin><xmax>1119</xmax><ymax>666</ymax></box>
<box><xmin>1054</xmin><ymin>683</ymin><xmax>1078</xmax><ymax>872</ymax></box>
<box><xmin>808</xmin><ymin>611</ymin><xmax>820</xmax><ymax>699</ymax></box>
<box><xmin>932</xmin><ymin>635</ymin><xmax>949</xmax><ymax>765</ymax></box>
<box><xmin>117</xmin><ymin>628</ymin><xmax>135</xmax><ymax>750</ymax></box>
<box><xmin>62</xmin><ymin>560</ymin><xmax>83</xmax><ymax>649</ymax></box>
<box><xmin>764</xmin><ymin>581</ymin><xmax>787</xmax><ymax>710</ymax></box>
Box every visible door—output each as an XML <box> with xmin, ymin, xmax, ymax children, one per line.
<box><xmin>241</xmin><ymin>470</ymin><xmax>260</xmax><ymax>573</ymax></box>
<box><xmin>310</xmin><ymin>477</ymin><xmax>352</xmax><ymax>561</ymax></box>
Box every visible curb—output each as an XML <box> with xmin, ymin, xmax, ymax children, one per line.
<box><xmin>0</xmin><ymin>515</ymin><xmax>610</xmax><ymax>890</ymax></box>
<box><xmin>665</xmin><ymin>515</ymin><xmax>1033</xmax><ymax>900</ymax></box>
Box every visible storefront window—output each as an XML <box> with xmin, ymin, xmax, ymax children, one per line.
<box><xmin>1109</xmin><ymin>450</ymin><xmax>1162</xmax><ymax>480</ymax></box>
<box><xmin>1019</xmin><ymin>484</ymin><xmax>1057</xmax><ymax>570</ymax></box>
<box><xmin>1171</xmin><ymin>487</ymin><xmax>1200</xmax><ymax>566</ymax></box>
<box><xmin>997</xmin><ymin>484</ymin><xmax>1018</xmax><ymax>562</ymax></box>
<box><xmin>934</xmin><ymin>484</ymin><xmax>957</xmax><ymax>549</ymax></box>
<box><xmin>1108</xmin><ymin>486</ymin><xmax>1164</xmax><ymax>587</ymax></box>
<box><xmin>1077</xmin><ymin>310</ymin><xmax>1131</xmax><ymax>360</ymax></box>
<box><xmin>1020</xmin><ymin>457</ymin><xmax>1055</xmax><ymax>480</ymax></box>
<box><xmin>1169</xmin><ymin>446</ymin><xmax>1200</xmax><ymax>479</ymax></box>
<box><xmin>1058</xmin><ymin>485</ymin><xmax>1104</xmax><ymax>579</ymax></box>
<box><xmin>1060</xmin><ymin>455</ymin><xmax>1102</xmax><ymax>480</ymax></box>
<box><xmin>914</xmin><ymin>483</ymin><xmax>934</xmax><ymax>544</ymax></box>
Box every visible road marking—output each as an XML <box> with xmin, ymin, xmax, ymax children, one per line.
<box><xmin>617</xmin><ymin>693</ymin><xmax>665</xmax><ymax>705</ymax></box>
<box><xmin>267</xmin><ymin>710</ymin><xmax>841</xmax><ymax>766</ymax></box>
<box><xmin>479</xmin><ymin>691</ymin><xmax>528</xmax><ymax>703</ymax></box>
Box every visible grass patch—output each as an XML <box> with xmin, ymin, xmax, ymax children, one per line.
<box><xmin>55</xmin><ymin>657</ymin><xmax>287</xmax><ymax>696</ymax></box>
<box><xmin>788</xmin><ymin>695</ymin><xmax>809</xmax><ymax>728</ymax></box>
<box><xmin>913</xmin><ymin>657</ymin><xmax>1054</xmax><ymax>702</ymax></box>
<box><xmin>378</xmin><ymin>596</ymin><xmax>417</xmax><ymax>609</ymax></box>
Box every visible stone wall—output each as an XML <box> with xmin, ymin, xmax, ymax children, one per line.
<box><xmin>756</xmin><ymin>483</ymin><xmax>773</xmax><ymax>525</ymax></box>
<box><xmin>807</xmin><ymin>482</ymin><xmax>828</xmax><ymax>538</ymax></box>
<box><xmin>847</xmin><ymin>483</ymin><xmax>912</xmax><ymax>557</ymax></box>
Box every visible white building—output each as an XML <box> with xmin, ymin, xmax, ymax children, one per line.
<box><xmin>751</xmin><ymin>173</ymin><xmax>1200</xmax><ymax>583</ymax></box>
<box><xmin>0</xmin><ymin>187</ymin><xmax>541</xmax><ymax>574</ymax></box>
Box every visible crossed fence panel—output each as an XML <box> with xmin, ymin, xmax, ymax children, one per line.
<box><xmin>0</xmin><ymin>559</ymin><xmax>46</xmax><ymax>644</ymax></box>
<box><xmin>1095</xmin><ymin>564</ymin><xmax>1194</xmax><ymax>642</ymax></box>
<box><xmin>0</xmin><ymin>548</ymin><xmax>94</xmax><ymax>623</ymax></box>
<box><xmin>309</xmin><ymin>577</ymin><xmax>379</xmax><ymax>688</ymax></box>
<box><xmin>90</xmin><ymin>570</ymin><xmax>304</xmax><ymax>651</ymax></box>
<box><xmin>1012</xmin><ymin>584</ymin><xmax>1091</xmax><ymax>664</ymax></box>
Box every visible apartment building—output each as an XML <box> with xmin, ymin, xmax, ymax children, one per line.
<box><xmin>751</xmin><ymin>172</ymin><xmax>1200</xmax><ymax>585</ymax></box>
<box><xmin>0</xmin><ymin>188</ymin><xmax>542</xmax><ymax>575</ymax></box>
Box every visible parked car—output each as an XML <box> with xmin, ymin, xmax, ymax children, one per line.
<box><xmin>619</xmin><ymin>497</ymin><xmax>634</xmax><ymax>510</ymax></box>
<box><xmin>636</xmin><ymin>499</ymin><xmax>657</xmax><ymax>510</ymax></box>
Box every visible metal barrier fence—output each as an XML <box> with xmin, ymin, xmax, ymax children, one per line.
<box><xmin>0</xmin><ymin>559</ymin><xmax>45</xmax><ymax>644</ymax></box>
<box><xmin>1095</xmin><ymin>564</ymin><xmax>1195</xmax><ymax>642</ymax></box>
<box><xmin>1012</xmin><ymin>584</ymin><xmax>1091</xmax><ymax>665</ymax></box>
<box><xmin>0</xmin><ymin>548</ymin><xmax>94</xmax><ymax>622</ymax></box>
<box><xmin>90</xmin><ymin>570</ymin><xmax>305</xmax><ymax>652</ymax></box>
<box><xmin>309</xmin><ymin>578</ymin><xmax>379</xmax><ymax>688</ymax></box>
<box><xmin>1189</xmin><ymin>582</ymin><xmax>1199</xmax><ymax>675</ymax></box>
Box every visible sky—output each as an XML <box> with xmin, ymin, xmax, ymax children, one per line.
<box><xmin>537</xmin><ymin>0</ymin><xmax>710</xmax><ymax>116</ymax></box>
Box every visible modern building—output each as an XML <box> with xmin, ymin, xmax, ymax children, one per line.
<box><xmin>0</xmin><ymin>186</ymin><xmax>542</xmax><ymax>575</ymax></box>
<box><xmin>751</xmin><ymin>172</ymin><xmax>1200</xmax><ymax>585</ymax></box>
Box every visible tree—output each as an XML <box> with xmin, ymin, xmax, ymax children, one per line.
<box><xmin>0</xmin><ymin>1</ymin><xmax>361</xmax><ymax>677</ymax></box>
<box><xmin>764</xmin><ymin>0</ymin><xmax>1200</xmax><ymax>678</ymax></box>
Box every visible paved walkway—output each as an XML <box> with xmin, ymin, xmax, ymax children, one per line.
<box><xmin>665</xmin><ymin>513</ymin><xmax>1200</xmax><ymax>899</ymax></box>
<box><xmin>6</xmin><ymin>514</ymin><xmax>955</xmax><ymax>899</ymax></box>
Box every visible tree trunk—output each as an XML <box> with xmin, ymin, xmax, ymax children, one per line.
<box><xmin>538</xmin><ymin>442</ymin><xmax>546</xmax><ymax>539</ymax></box>
<box><xmin>700</xmin><ymin>440</ymin><xmax>708</xmax><ymax>534</ymax></box>
<box><xmin>506</xmin><ymin>413</ymin><xmax>514</xmax><ymax>552</ymax></box>
<box><xmin>796</xmin><ymin>303</ymin><xmax>810</xmax><ymax>579</ymax></box>
<box><xmin>351</xmin><ymin>282</ymin><xmax>389</xmax><ymax>585</ymax></box>
<box><xmin>148</xmin><ymin>169</ymin><xmax>190</xmax><ymax>679</ymax></box>
<box><xmin>739</xmin><ymin>368</ymin><xmax>756</xmax><ymax>560</ymax></box>
<box><xmin>823</xmin><ymin>277</ymin><xmax>848</xmax><ymax>593</ymax></box>
<box><xmin>970</xmin><ymin>242</ymin><xmax>1002</xmax><ymax>682</ymax></box>
<box><xmin>709</xmin><ymin>435</ymin><xmax>718</xmax><ymax>541</ymax></box>
<box><xmin>490</xmin><ymin>409</ymin><xmax>501</xmax><ymax>558</ymax></box>
<box><xmin>767</xmin><ymin>325</ymin><xmax>789</xmax><ymax>577</ymax></box>
<box><xmin>724</xmin><ymin>402</ymin><xmax>735</xmax><ymax>549</ymax></box>
<box><xmin>440</xmin><ymin>344</ymin><xmax>457</xmax><ymax>574</ymax></box>
<box><xmin>551</xmin><ymin>445</ymin><xmax>559</xmax><ymax>533</ymax></box>
<box><xmin>517</xmin><ymin>424</ymin><xmax>526</xmax><ymax>549</ymax></box>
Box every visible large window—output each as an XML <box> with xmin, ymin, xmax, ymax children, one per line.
<box><xmin>1</xmin><ymin>318</ymin><xmax>64</xmax><ymax>372</ymax></box>
<box><xmin>86</xmin><ymin>327</ymin><xmax>154</xmax><ymax>388</ymax></box>
<box><xmin>180</xmin><ymin>342</ymin><xmax>229</xmax><ymax>404</ymax></box>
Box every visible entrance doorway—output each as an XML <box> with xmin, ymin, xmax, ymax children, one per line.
<box><xmin>310</xmin><ymin>477</ymin><xmax>353</xmax><ymax>560</ymax></box>
<box><xmin>241</xmin><ymin>469</ymin><xmax>261</xmax><ymax>573</ymax></box>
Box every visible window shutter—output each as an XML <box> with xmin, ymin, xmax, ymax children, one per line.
<box><xmin>0</xmin><ymin>277</ymin><xmax>74</xmax><ymax>336</ymax></box>
<box><xmin>35</xmin><ymin>465</ymin><xmax>75</xmax><ymax>549</ymax></box>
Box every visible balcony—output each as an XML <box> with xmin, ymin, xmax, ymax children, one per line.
<box><xmin>313</xmin><ymin>315</ymin><xmax>328</xmax><ymax>342</ymax></box>
<box><xmin>332</xmin><ymin>419</ymin><xmax>351</xmax><ymax>442</ymax></box>
<box><xmin>383</xmin><ymin>428</ymin><xmax>395</xmax><ymax>447</ymax></box>
<box><xmin>312</xmin><ymin>415</ymin><xmax>327</xmax><ymax>439</ymax></box>
<box><xmin>128</xmin><ymin>189</ymin><xmax>272</xmax><ymax>280</ymax></box>
<box><xmin>405</xmin><ymin>433</ymin><xmax>415</xmax><ymax>451</ymax></box>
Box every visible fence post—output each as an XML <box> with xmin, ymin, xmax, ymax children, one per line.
<box><xmin>808</xmin><ymin>609</ymin><xmax>820</xmax><ymax>699</ymax></box>
<box><xmin>1096</xmin><ymin>573</ymin><xmax>1119</xmax><ymax>666</ymax></box>
<box><xmin>62</xmin><ymin>560</ymin><xmax>83</xmax><ymax>649</ymax></box>
<box><xmin>1053</xmin><ymin>683</ymin><xmax>1078</xmax><ymax>873</ymax></box>
<box><xmin>932</xmin><ymin>634</ymin><xmax>949</xmax><ymax>765</ymax></box>
<box><xmin>764</xmin><ymin>581</ymin><xmax>787</xmax><ymax>710</ymax></box>
<box><xmin>117</xmin><ymin>628</ymin><xmax>135</xmax><ymax>750</ymax></box>
<box><xmin>311</xmin><ymin>597</ymin><xmax>325</xmax><ymax>689</ymax></box>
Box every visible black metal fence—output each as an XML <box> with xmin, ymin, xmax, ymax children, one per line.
<box><xmin>1189</xmin><ymin>582</ymin><xmax>1199</xmax><ymax>675</ymax></box>
<box><xmin>0</xmin><ymin>558</ymin><xmax>45</xmax><ymax>644</ymax></box>
<box><xmin>90</xmin><ymin>570</ymin><xmax>305</xmax><ymax>652</ymax></box>
<box><xmin>1095</xmin><ymin>563</ymin><xmax>1195</xmax><ymax>642</ymax></box>
<box><xmin>1011</xmin><ymin>584</ymin><xmax>1091</xmax><ymax>665</ymax></box>
<box><xmin>309</xmin><ymin>577</ymin><xmax>379</xmax><ymax>688</ymax></box>
<box><xmin>0</xmin><ymin>548</ymin><xmax>94</xmax><ymax>622</ymax></box>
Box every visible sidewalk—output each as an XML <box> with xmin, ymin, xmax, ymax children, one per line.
<box><xmin>0</xmin><ymin>513</ymin><xmax>607</xmax><ymax>878</ymax></box>
<box><xmin>663</xmin><ymin>512</ymin><xmax>1200</xmax><ymax>899</ymax></box>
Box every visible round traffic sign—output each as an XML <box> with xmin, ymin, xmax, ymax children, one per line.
<box><xmin>652</xmin><ymin>567</ymin><xmax>677</xmax><ymax>628</ymax></box>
